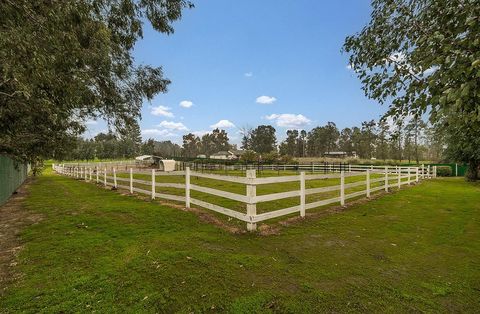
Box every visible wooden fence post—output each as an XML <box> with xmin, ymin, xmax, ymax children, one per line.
<box><xmin>185</xmin><ymin>167</ymin><xmax>191</xmax><ymax>208</ymax></box>
<box><xmin>366</xmin><ymin>169</ymin><xmax>370</xmax><ymax>198</ymax></box>
<box><xmin>104</xmin><ymin>167</ymin><xmax>107</xmax><ymax>187</ymax></box>
<box><xmin>300</xmin><ymin>172</ymin><xmax>305</xmax><ymax>217</ymax></box>
<box><xmin>129</xmin><ymin>168</ymin><xmax>133</xmax><ymax>194</ymax></box>
<box><xmin>407</xmin><ymin>168</ymin><xmax>411</xmax><ymax>185</ymax></box>
<box><xmin>113</xmin><ymin>168</ymin><xmax>117</xmax><ymax>188</ymax></box>
<box><xmin>246</xmin><ymin>169</ymin><xmax>257</xmax><ymax>231</ymax></box>
<box><xmin>84</xmin><ymin>167</ymin><xmax>87</xmax><ymax>181</ymax></box>
<box><xmin>340</xmin><ymin>171</ymin><xmax>345</xmax><ymax>206</ymax></box>
<box><xmin>349</xmin><ymin>164</ymin><xmax>352</xmax><ymax>172</ymax></box>
<box><xmin>416</xmin><ymin>167</ymin><xmax>419</xmax><ymax>182</ymax></box>
<box><xmin>455</xmin><ymin>163</ymin><xmax>458</xmax><ymax>176</ymax></box>
<box><xmin>89</xmin><ymin>167</ymin><xmax>92</xmax><ymax>181</ymax></box>
<box><xmin>384</xmin><ymin>166</ymin><xmax>388</xmax><ymax>192</ymax></box>
<box><xmin>151</xmin><ymin>169</ymin><xmax>156</xmax><ymax>200</ymax></box>
<box><xmin>421</xmin><ymin>164</ymin><xmax>425</xmax><ymax>179</ymax></box>
<box><xmin>397</xmin><ymin>167</ymin><xmax>401</xmax><ymax>189</ymax></box>
<box><xmin>427</xmin><ymin>165</ymin><xmax>430</xmax><ymax>178</ymax></box>
<box><xmin>434</xmin><ymin>166</ymin><xmax>437</xmax><ymax>178</ymax></box>
<box><xmin>96</xmin><ymin>166</ymin><xmax>99</xmax><ymax>183</ymax></box>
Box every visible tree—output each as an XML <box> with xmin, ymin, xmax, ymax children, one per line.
<box><xmin>279</xmin><ymin>130</ymin><xmax>298</xmax><ymax>156</ymax></box>
<box><xmin>250</xmin><ymin>125</ymin><xmax>277</xmax><ymax>154</ymax></box>
<box><xmin>200</xmin><ymin>128</ymin><xmax>230</xmax><ymax>155</ymax></box>
<box><xmin>405</xmin><ymin>115</ymin><xmax>427</xmax><ymax>164</ymax></box>
<box><xmin>182</xmin><ymin>133</ymin><xmax>200</xmax><ymax>158</ymax></box>
<box><xmin>376</xmin><ymin>120</ymin><xmax>390</xmax><ymax>161</ymax></box>
<box><xmin>344</xmin><ymin>0</ymin><xmax>480</xmax><ymax>179</ymax></box>
<box><xmin>338</xmin><ymin>128</ymin><xmax>354</xmax><ymax>156</ymax></box>
<box><xmin>240</xmin><ymin>126</ymin><xmax>252</xmax><ymax>150</ymax></box>
<box><xmin>0</xmin><ymin>0</ymin><xmax>193</xmax><ymax>164</ymax></box>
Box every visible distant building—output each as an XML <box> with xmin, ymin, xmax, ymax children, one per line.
<box><xmin>135</xmin><ymin>155</ymin><xmax>176</xmax><ymax>171</ymax></box>
<box><xmin>210</xmin><ymin>150</ymin><xmax>246</xmax><ymax>160</ymax></box>
<box><xmin>196</xmin><ymin>154</ymin><xmax>207</xmax><ymax>159</ymax></box>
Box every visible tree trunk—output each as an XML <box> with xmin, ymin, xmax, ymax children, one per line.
<box><xmin>466</xmin><ymin>159</ymin><xmax>479</xmax><ymax>181</ymax></box>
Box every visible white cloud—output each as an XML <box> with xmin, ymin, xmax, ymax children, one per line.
<box><xmin>151</xmin><ymin>105</ymin><xmax>174</xmax><ymax>117</ymax></box>
<box><xmin>85</xmin><ymin>119</ymin><xmax>98</xmax><ymax>125</ymax></box>
<box><xmin>157</xmin><ymin>121</ymin><xmax>188</xmax><ymax>131</ymax></box>
<box><xmin>210</xmin><ymin>119</ymin><xmax>236</xmax><ymax>129</ymax></box>
<box><xmin>192</xmin><ymin>130</ymin><xmax>209</xmax><ymax>137</ymax></box>
<box><xmin>244</xmin><ymin>72</ymin><xmax>253</xmax><ymax>77</ymax></box>
<box><xmin>179</xmin><ymin>100</ymin><xmax>193</xmax><ymax>108</ymax></box>
<box><xmin>141</xmin><ymin>129</ymin><xmax>176</xmax><ymax>137</ymax></box>
<box><xmin>265</xmin><ymin>113</ymin><xmax>311</xmax><ymax>128</ymax></box>
<box><xmin>256</xmin><ymin>95</ymin><xmax>277</xmax><ymax>104</ymax></box>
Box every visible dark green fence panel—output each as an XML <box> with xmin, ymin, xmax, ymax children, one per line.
<box><xmin>427</xmin><ymin>163</ymin><xmax>468</xmax><ymax>176</ymax></box>
<box><xmin>0</xmin><ymin>155</ymin><xmax>29</xmax><ymax>205</ymax></box>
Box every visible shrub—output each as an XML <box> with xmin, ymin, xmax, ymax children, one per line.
<box><xmin>436</xmin><ymin>166</ymin><xmax>452</xmax><ymax>177</ymax></box>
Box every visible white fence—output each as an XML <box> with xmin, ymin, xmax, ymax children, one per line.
<box><xmin>53</xmin><ymin>163</ymin><xmax>436</xmax><ymax>231</ymax></box>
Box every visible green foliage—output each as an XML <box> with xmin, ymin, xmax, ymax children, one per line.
<box><xmin>344</xmin><ymin>0</ymin><xmax>480</xmax><ymax>179</ymax></box>
<box><xmin>0</xmin><ymin>0</ymin><xmax>192</xmax><ymax>163</ymax></box>
<box><xmin>436</xmin><ymin>166</ymin><xmax>452</xmax><ymax>177</ymax></box>
<box><xmin>250</xmin><ymin>125</ymin><xmax>277</xmax><ymax>154</ymax></box>
<box><xmin>240</xmin><ymin>150</ymin><xmax>258</xmax><ymax>163</ymax></box>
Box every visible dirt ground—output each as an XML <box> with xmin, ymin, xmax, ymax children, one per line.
<box><xmin>0</xmin><ymin>179</ymin><xmax>42</xmax><ymax>296</ymax></box>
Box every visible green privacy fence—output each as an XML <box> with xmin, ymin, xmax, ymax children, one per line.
<box><xmin>0</xmin><ymin>155</ymin><xmax>29</xmax><ymax>205</ymax></box>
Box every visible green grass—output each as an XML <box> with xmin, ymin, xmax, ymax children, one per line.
<box><xmin>1</xmin><ymin>170</ymin><xmax>480</xmax><ymax>312</ymax></box>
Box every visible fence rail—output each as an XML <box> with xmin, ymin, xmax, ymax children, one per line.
<box><xmin>53</xmin><ymin>163</ymin><xmax>436</xmax><ymax>231</ymax></box>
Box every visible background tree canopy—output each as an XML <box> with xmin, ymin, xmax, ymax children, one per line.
<box><xmin>0</xmin><ymin>0</ymin><xmax>192</xmax><ymax>164</ymax></box>
<box><xmin>343</xmin><ymin>0</ymin><xmax>480</xmax><ymax>179</ymax></box>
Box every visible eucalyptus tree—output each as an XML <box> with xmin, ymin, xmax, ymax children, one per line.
<box><xmin>1</xmin><ymin>0</ymin><xmax>192</xmax><ymax>165</ymax></box>
<box><xmin>344</xmin><ymin>0</ymin><xmax>480</xmax><ymax>179</ymax></box>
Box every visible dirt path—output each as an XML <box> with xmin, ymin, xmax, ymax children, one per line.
<box><xmin>0</xmin><ymin>179</ymin><xmax>42</xmax><ymax>296</ymax></box>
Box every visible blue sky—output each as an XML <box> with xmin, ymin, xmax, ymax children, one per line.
<box><xmin>86</xmin><ymin>0</ymin><xmax>385</xmax><ymax>145</ymax></box>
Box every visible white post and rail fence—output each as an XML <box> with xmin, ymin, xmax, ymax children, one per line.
<box><xmin>53</xmin><ymin>163</ymin><xmax>436</xmax><ymax>231</ymax></box>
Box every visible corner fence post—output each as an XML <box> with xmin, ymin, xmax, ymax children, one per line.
<box><xmin>151</xmin><ymin>169</ymin><xmax>156</xmax><ymax>200</ymax></box>
<box><xmin>384</xmin><ymin>166</ymin><xmax>388</xmax><ymax>192</ymax></box>
<box><xmin>113</xmin><ymin>168</ymin><xmax>117</xmax><ymax>188</ymax></box>
<box><xmin>185</xmin><ymin>167</ymin><xmax>191</xmax><ymax>208</ymax></box>
<box><xmin>129</xmin><ymin>168</ymin><xmax>133</xmax><ymax>194</ymax></box>
<box><xmin>300</xmin><ymin>172</ymin><xmax>305</xmax><ymax>217</ymax></box>
<box><xmin>366</xmin><ymin>169</ymin><xmax>370</xmax><ymax>198</ymax></box>
<box><xmin>104</xmin><ymin>167</ymin><xmax>107</xmax><ymax>187</ymax></box>
<box><xmin>246</xmin><ymin>169</ymin><xmax>257</xmax><ymax>231</ymax></box>
<box><xmin>340</xmin><ymin>171</ymin><xmax>345</xmax><ymax>206</ymax></box>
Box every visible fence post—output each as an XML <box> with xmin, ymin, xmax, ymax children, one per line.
<box><xmin>151</xmin><ymin>169</ymin><xmax>156</xmax><ymax>200</ymax></box>
<box><xmin>96</xmin><ymin>166</ymin><xmax>99</xmax><ymax>183</ymax></box>
<box><xmin>421</xmin><ymin>164</ymin><xmax>425</xmax><ymax>179</ymax></box>
<box><xmin>384</xmin><ymin>166</ymin><xmax>389</xmax><ymax>192</ymax></box>
<box><xmin>397</xmin><ymin>167</ymin><xmax>401</xmax><ymax>188</ymax></box>
<box><xmin>246</xmin><ymin>169</ymin><xmax>257</xmax><ymax>231</ymax></box>
<box><xmin>434</xmin><ymin>166</ymin><xmax>437</xmax><ymax>178</ymax></box>
<box><xmin>340</xmin><ymin>171</ymin><xmax>345</xmax><ymax>206</ymax></box>
<box><xmin>416</xmin><ymin>167</ymin><xmax>419</xmax><ymax>182</ymax></box>
<box><xmin>366</xmin><ymin>169</ymin><xmax>370</xmax><ymax>198</ymax></box>
<box><xmin>84</xmin><ymin>167</ymin><xmax>87</xmax><ymax>181</ymax></box>
<box><xmin>455</xmin><ymin>163</ymin><xmax>458</xmax><ymax>176</ymax></box>
<box><xmin>89</xmin><ymin>167</ymin><xmax>92</xmax><ymax>181</ymax></box>
<box><xmin>349</xmin><ymin>164</ymin><xmax>352</xmax><ymax>172</ymax></box>
<box><xmin>300</xmin><ymin>172</ymin><xmax>305</xmax><ymax>217</ymax></box>
<box><xmin>407</xmin><ymin>168</ymin><xmax>411</xmax><ymax>185</ymax></box>
<box><xmin>129</xmin><ymin>168</ymin><xmax>133</xmax><ymax>194</ymax></box>
<box><xmin>104</xmin><ymin>167</ymin><xmax>107</xmax><ymax>187</ymax></box>
<box><xmin>113</xmin><ymin>168</ymin><xmax>117</xmax><ymax>188</ymax></box>
<box><xmin>185</xmin><ymin>167</ymin><xmax>191</xmax><ymax>208</ymax></box>
<box><xmin>427</xmin><ymin>165</ymin><xmax>430</xmax><ymax>178</ymax></box>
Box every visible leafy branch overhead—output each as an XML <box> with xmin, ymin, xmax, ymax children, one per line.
<box><xmin>343</xmin><ymin>0</ymin><xmax>480</xmax><ymax>179</ymax></box>
<box><xmin>0</xmin><ymin>0</ymin><xmax>193</xmax><ymax>162</ymax></box>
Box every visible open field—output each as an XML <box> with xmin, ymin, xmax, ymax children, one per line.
<box><xmin>1</xmin><ymin>169</ymin><xmax>479</xmax><ymax>312</ymax></box>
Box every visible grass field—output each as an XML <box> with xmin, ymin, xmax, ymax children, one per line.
<box><xmin>1</xmin><ymin>169</ymin><xmax>479</xmax><ymax>312</ymax></box>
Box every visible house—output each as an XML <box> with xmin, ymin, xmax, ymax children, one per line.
<box><xmin>209</xmin><ymin>150</ymin><xmax>247</xmax><ymax>160</ymax></box>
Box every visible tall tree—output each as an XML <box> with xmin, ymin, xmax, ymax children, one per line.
<box><xmin>0</xmin><ymin>0</ymin><xmax>192</xmax><ymax>164</ymax></box>
<box><xmin>344</xmin><ymin>0</ymin><xmax>480</xmax><ymax>180</ymax></box>
<box><xmin>182</xmin><ymin>133</ymin><xmax>200</xmax><ymax>158</ymax></box>
<box><xmin>279</xmin><ymin>130</ymin><xmax>298</xmax><ymax>156</ymax></box>
<box><xmin>250</xmin><ymin>125</ymin><xmax>277</xmax><ymax>154</ymax></box>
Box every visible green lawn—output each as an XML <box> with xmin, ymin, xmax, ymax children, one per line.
<box><xmin>1</xmin><ymin>170</ymin><xmax>479</xmax><ymax>312</ymax></box>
